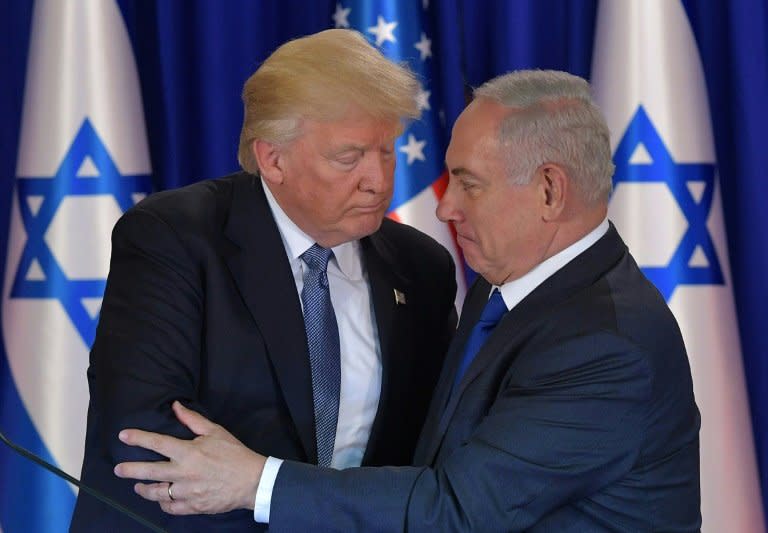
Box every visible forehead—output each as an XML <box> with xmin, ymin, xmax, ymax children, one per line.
<box><xmin>446</xmin><ymin>98</ymin><xmax>510</xmax><ymax>165</ymax></box>
<box><xmin>300</xmin><ymin>108</ymin><xmax>400</xmax><ymax>148</ymax></box>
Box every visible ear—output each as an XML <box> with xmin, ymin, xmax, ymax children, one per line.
<box><xmin>252</xmin><ymin>140</ymin><xmax>285</xmax><ymax>185</ymax></box>
<box><xmin>538</xmin><ymin>164</ymin><xmax>567</xmax><ymax>221</ymax></box>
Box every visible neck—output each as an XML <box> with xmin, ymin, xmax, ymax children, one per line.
<box><xmin>540</xmin><ymin>203</ymin><xmax>607</xmax><ymax>263</ymax></box>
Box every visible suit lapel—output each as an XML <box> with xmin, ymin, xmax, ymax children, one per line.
<box><xmin>359</xmin><ymin>228</ymin><xmax>412</xmax><ymax>463</ymax></box>
<box><xmin>419</xmin><ymin>225</ymin><xmax>628</xmax><ymax>464</ymax></box>
<box><xmin>413</xmin><ymin>278</ymin><xmax>489</xmax><ymax>464</ymax></box>
<box><xmin>222</xmin><ymin>175</ymin><xmax>316</xmax><ymax>462</ymax></box>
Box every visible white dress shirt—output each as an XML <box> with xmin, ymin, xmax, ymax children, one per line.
<box><xmin>253</xmin><ymin>181</ymin><xmax>382</xmax><ymax>522</ymax></box>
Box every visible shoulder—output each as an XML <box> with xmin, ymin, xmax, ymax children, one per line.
<box><xmin>133</xmin><ymin>172</ymin><xmax>244</xmax><ymax>223</ymax></box>
<box><xmin>108</xmin><ymin>172</ymin><xmax>255</xmax><ymax>263</ymax></box>
<box><xmin>113</xmin><ymin>172</ymin><xmax>250</xmax><ymax>240</ymax></box>
<box><xmin>605</xmin><ymin>252</ymin><xmax>686</xmax><ymax>355</ymax></box>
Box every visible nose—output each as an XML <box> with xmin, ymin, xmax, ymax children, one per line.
<box><xmin>436</xmin><ymin>179</ymin><xmax>462</xmax><ymax>224</ymax></box>
<box><xmin>359</xmin><ymin>152</ymin><xmax>393</xmax><ymax>194</ymax></box>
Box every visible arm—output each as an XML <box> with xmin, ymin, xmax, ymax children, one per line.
<box><xmin>92</xmin><ymin>207</ymin><xmax>205</xmax><ymax>462</ymax></box>
<box><xmin>269</xmin><ymin>332</ymin><xmax>651</xmax><ymax>532</ymax></box>
<box><xmin>116</xmin><ymin>333</ymin><xmax>651</xmax><ymax>531</ymax></box>
<box><xmin>116</xmin><ymin>401</ymin><xmax>264</xmax><ymax>515</ymax></box>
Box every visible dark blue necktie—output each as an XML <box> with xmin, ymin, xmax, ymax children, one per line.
<box><xmin>300</xmin><ymin>244</ymin><xmax>341</xmax><ymax>467</ymax></box>
<box><xmin>453</xmin><ymin>288</ymin><xmax>507</xmax><ymax>388</ymax></box>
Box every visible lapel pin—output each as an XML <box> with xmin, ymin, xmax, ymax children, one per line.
<box><xmin>394</xmin><ymin>289</ymin><xmax>407</xmax><ymax>306</ymax></box>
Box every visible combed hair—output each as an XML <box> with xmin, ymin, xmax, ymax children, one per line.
<box><xmin>238</xmin><ymin>29</ymin><xmax>420</xmax><ymax>174</ymax></box>
<box><xmin>474</xmin><ymin>70</ymin><xmax>615</xmax><ymax>204</ymax></box>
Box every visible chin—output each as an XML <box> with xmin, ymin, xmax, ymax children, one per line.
<box><xmin>344</xmin><ymin>215</ymin><xmax>384</xmax><ymax>242</ymax></box>
<box><xmin>360</xmin><ymin>216</ymin><xmax>385</xmax><ymax>237</ymax></box>
<box><xmin>463</xmin><ymin>254</ymin><xmax>488</xmax><ymax>281</ymax></box>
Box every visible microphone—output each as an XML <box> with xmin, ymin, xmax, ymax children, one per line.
<box><xmin>0</xmin><ymin>430</ymin><xmax>167</xmax><ymax>533</ymax></box>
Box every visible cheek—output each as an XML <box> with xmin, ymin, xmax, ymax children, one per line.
<box><xmin>384</xmin><ymin>160</ymin><xmax>396</xmax><ymax>184</ymax></box>
<box><xmin>475</xmin><ymin>203</ymin><xmax>522</xmax><ymax>259</ymax></box>
<box><xmin>470</xmin><ymin>205</ymin><xmax>498</xmax><ymax>244</ymax></box>
<box><xmin>323</xmin><ymin>182</ymin><xmax>364</xmax><ymax>222</ymax></box>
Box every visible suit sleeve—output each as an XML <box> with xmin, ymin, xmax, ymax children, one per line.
<box><xmin>269</xmin><ymin>332</ymin><xmax>651</xmax><ymax>532</ymax></box>
<box><xmin>89</xmin><ymin>206</ymin><xmax>205</xmax><ymax>463</ymax></box>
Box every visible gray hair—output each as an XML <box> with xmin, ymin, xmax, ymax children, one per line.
<box><xmin>474</xmin><ymin>70</ymin><xmax>614</xmax><ymax>203</ymax></box>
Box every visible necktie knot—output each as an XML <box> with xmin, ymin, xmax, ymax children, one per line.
<box><xmin>478</xmin><ymin>289</ymin><xmax>507</xmax><ymax>326</ymax></box>
<box><xmin>302</xmin><ymin>244</ymin><xmax>333</xmax><ymax>273</ymax></box>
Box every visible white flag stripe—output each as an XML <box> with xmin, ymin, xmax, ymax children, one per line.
<box><xmin>2</xmin><ymin>0</ymin><xmax>151</xmax><ymax>491</ymax></box>
<box><xmin>16</xmin><ymin>0</ymin><xmax>150</xmax><ymax>178</ymax></box>
<box><xmin>671</xmin><ymin>178</ymin><xmax>764</xmax><ymax>532</ymax></box>
<box><xmin>592</xmin><ymin>2</ymin><xmax>715</xmax><ymax>163</ymax></box>
<box><xmin>592</xmin><ymin>1</ymin><xmax>765</xmax><ymax>531</ymax></box>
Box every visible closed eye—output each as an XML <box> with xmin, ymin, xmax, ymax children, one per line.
<box><xmin>336</xmin><ymin>155</ymin><xmax>359</xmax><ymax>165</ymax></box>
<box><xmin>332</xmin><ymin>149</ymin><xmax>363</xmax><ymax>167</ymax></box>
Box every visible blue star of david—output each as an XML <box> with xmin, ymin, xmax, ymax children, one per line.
<box><xmin>612</xmin><ymin>106</ymin><xmax>723</xmax><ymax>301</ymax></box>
<box><xmin>10</xmin><ymin>119</ymin><xmax>152</xmax><ymax>347</ymax></box>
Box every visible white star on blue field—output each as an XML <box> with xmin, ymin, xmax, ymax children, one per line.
<box><xmin>336</xmin><ymin>2</ymin><xmax>445</xmax><ymax>210</ymax></box>
<box><xmin>612</xmin><ymin>106</ymin><xmax>723</xmax><ymax>301</ymax></box>
<box><xmin>10</xmin><ymin>119</ymin><xmax>152</xmax><ymax>346</ymax></box>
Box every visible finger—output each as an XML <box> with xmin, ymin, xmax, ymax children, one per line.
<box><xmin>119</xmin><ymin>428</ymin><xmax>186</xmax><ymax>459</ymax></box>
<box><xmin>172</xmin><ymin>401</ymin><xmax>218</xmax><ymax>436</ymax></box>
<box><xmin>132</xmin><ymin>482</ymin><xmax>173</xmax><ymax>503</ymax></box>
<box><xmin>114</xmin><ymin>460</ymin><xmax>177</xmax><ymax>482</ymax></box>
<box><xmin>159</xmin><ymin>499</ymin><xmax>198</xmax><ymax>516</ymax></box>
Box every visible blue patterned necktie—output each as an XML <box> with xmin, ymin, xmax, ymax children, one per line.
<box><xmin>453</xmin><ymin>288</ymin><xmax>507</xmax><ymax>388</ymax></box>
<box><xmin>300</xmin><ymin>244</ymin><xmax>341</xmax><ymax>467</ymax></box>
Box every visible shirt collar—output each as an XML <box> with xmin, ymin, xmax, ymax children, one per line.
<box><xmin>494</xmin><ymin>217</ymin><xmax>609</xmax><ymax>310</ymax></box>
<box><xmin>262</xmin><ymin>179</ymin><xmax>363</xmax><ymax>280</ymax></box>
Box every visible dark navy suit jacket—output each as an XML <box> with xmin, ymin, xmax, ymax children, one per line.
<box><xmin>70</xmin><ymin>173</ymin><xmax>457</xmax><ymax>532</ymax></box>
<box><xmin>270</xmin><ymin>224</ymin><xmax>701</xmax><ymax>532</ymax></box>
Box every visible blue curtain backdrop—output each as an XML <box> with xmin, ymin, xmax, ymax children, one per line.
<box><xmin>1</xmin><ymin>0</ymin><xmax>766</xmax><ymax>526</ymax></box>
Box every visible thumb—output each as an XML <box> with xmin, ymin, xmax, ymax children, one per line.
<box><xmin>172</xmin><ymin>400</ymin><xmax>217</xmax><ymax>436</ymax></box>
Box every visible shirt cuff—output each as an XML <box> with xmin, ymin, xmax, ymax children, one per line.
<box><xmin>253</xmin><ymin>456</ymin><xmax>284</xmax><ymax>523</ymax></box>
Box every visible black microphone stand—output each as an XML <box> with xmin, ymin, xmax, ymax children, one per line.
<box><xmin>0</xmin><ymin>431</ymin><xmax>166</xmax><ymax>533</ymax></box>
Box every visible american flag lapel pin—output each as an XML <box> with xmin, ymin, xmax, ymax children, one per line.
<box><xmin>393</xmin><ymin>289</ymin><xmax>406</xmax><ymax>306</ymax></box>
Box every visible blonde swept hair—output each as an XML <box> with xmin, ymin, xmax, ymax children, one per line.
<box><xmin>237</xmin><ymin>29</ymin><xmax>420</xmax><ymax>174</ymax></box>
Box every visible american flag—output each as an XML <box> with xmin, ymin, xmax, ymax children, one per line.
<box><xmin>331</xmin><ymin>1</ymin><xmax>468</xmax><ymax>306</ymax></box>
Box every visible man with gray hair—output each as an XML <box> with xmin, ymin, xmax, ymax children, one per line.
<box><xmin>71</xmin><ymin>29</ymin><xmax>457</xmax><ymax>531</ymax></box>
<box><xmin>116</xmin><ymin>69</ymin><xmax>701</xmax><ymax>532</ymax></box>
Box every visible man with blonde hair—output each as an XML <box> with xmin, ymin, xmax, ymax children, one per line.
<box><xmin>117</xmin><ymin>69</ymin><xmax>700</xmax><ymax>532</ymax></box>
<box><xmin>71</xmin><ymin>29</ymin><xmax>457</xmax><ymax>531</ymax></box>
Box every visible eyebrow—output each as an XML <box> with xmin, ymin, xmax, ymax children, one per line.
<box><xmin>331</xmin><ymin>139</ymin><xmax>394</xmax><ymax>154</ymax></box>
<box><xmin>333</xmin><ymin>144</ymin><xmax>365</xmax><ymax>153</ymax></box>
<box><xmin>449</xmin><ymin>166</ymin><xmax>473</xmax><ymax>177</ymax></box>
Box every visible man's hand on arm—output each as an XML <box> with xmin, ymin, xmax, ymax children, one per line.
<box><xmin>114</xmin><ymin>400</ymin><xmax>265</xmax><ymax>516</ymax></box>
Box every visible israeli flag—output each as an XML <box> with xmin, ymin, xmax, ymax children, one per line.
<box><xmin>592</xmin><ymin>1</ymin><xmax>765</xmax><ymax>530</ymax></box>
<box><xmin>0</xmin><ymin>0</ymin><xmax>152</xmax><ymax>530</ymax></box>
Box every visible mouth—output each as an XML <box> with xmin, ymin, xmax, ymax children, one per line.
<box><xmin>354</xmin><ymin>200</ymin><xmax>388</xmax><ymax>214</ymax></box>
<box><xmin>455</xmin><ymin>232</ymin><xmax>474</xmax><ymax>246</ymax></box>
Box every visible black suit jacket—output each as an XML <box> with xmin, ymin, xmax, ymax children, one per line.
<box><xmin>270</xmin><ymin>224</ymin><xmax>701</xmax><ymax>532</ymax></box>
<box><xmin>70</xmin><ymin>173</ymin><xmax>457</xmax><ymax>532</ymax></box>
